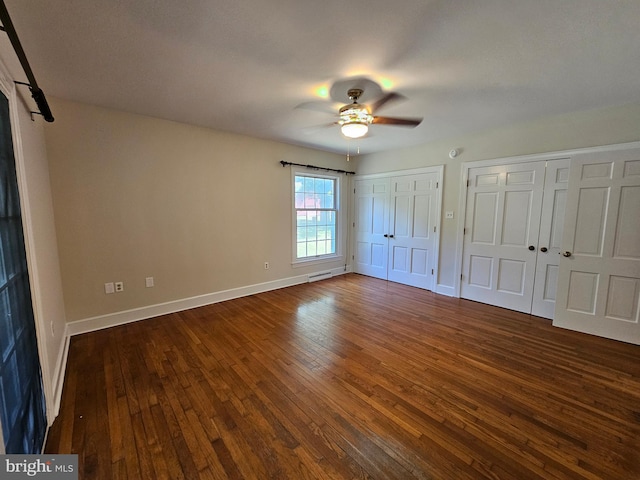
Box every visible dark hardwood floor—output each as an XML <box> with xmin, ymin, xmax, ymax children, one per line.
<box><xmin>45</xmin><ymin>274</ymin><xmax>640</xmax><ymax>479</ymax></box>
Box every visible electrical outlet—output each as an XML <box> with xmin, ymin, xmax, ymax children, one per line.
<box><xmin>115</xmin><ymin>281</ymin><xmax>124</xmax><ymax>292</ymax></box>
<box><xmin>264</xmin><ymin>262</ymin><xmax>269</xmax><ymax>270</ymax></box>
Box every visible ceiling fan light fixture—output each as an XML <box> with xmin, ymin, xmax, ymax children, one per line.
<box><xmin>341</xmin><ymin>122</ymin><xmax>369</xmax><ymax>139</ymax></box>
<box><xmin>339</xmin><ymin>101</ymin><xmax>372</xmax><ymax>139</ymax></box>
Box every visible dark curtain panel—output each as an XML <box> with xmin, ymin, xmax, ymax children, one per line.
<box><xmin>0</xmin><ymin>91</ymin><xmax>46</xmax><ymax>453</ymax></box>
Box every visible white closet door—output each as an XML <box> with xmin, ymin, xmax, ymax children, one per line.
<box><xmin>387</xmin><ymin>173</ymin><xmax>439</xmax><ymax>290</ymax></box>
<box><xmin>353</xmin><ymin>178</ymin><xmax>389</xmax><ymax>279</ymax></box>
<box><xmin>531</xmin><ymin>158</ymin><xmax>570</xmax><ymax>319</ymax></box>
<box><xmin>461</xmin><ymin>162</ymin><xmax>545</xmax><ymax>313</ymax></box>
<box><xmin>554</xmin><ymin>147</ymin><xmax>640</xmax><ymax>345</ymax></box>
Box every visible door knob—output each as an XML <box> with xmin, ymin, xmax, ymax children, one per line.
<box><xmin>562</xmin><ymin>251</ymin><xmax>572</xmax><ymax>257</ymax></box>
<box><xmin>384</xmin><ymin>234</ymin><xmax>388</xmax><ymax>238</ymax></box>
<box><xmin>540</xmin><ymin>247</ymin><xmax>548</xmax><ymax>252</ymax></box>
<box><xmin>389</xmin><ymin>235</ymin><xmax>395</xmax><ymax>238</ymax></box>
<box><xmin>528</xmin><ymin>245</ymin><xmax>535</xmax><ymax>251</ymax></box>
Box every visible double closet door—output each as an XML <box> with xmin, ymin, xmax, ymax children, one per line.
<box><xmin>354</xmin><ymin>167</ymin><xmax>442</xmax><ymax>291</ymax></box>
<box><xmin>461</xmin><ymin>158</ymin><xmax>569</xmax><ymax>319</ymax></box>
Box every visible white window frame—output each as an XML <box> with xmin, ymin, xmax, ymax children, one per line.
<box><xmin>291</xmin><ymin>168</ymin><xmax>343</xmax><ymax>267</ymax></box>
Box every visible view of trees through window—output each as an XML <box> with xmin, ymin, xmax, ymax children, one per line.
<box><xmin>294</xmin><ymin>174</ymin><xmax>337</xmax><ymax>259</ymax></box>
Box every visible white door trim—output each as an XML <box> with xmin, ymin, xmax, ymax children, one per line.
<box><xmin>455</xmin><ymin>141</ymin><xmax>640</xmax><ymax>298</ymax></box>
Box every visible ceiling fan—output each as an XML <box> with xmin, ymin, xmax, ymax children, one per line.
<box><xmin>332</xmin><ymin>88</ymin><xmax>423</xmax><ymax>139</ymax></box>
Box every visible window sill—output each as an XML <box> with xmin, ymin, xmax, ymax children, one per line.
<box><xmin>292</xmin><ymin>254</ymin><xmax>344</xmax><ymax>268</ymax></box>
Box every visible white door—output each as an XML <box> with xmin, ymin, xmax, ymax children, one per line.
<box><xmin>461</xmin><ymin>162</ymin><xmax>545</xmax><ymax>313</ymax></box>
<box><xmin>554</xmin><ymin>147</ymin><xmax>640</xmax><ymax>345</ymax></box>
<box><xmin>531</xmin><ymin>159</ymin><xmax>570</xmax><ymax>318</ymax></box>
<box><xmin>387</xmin><ymin>173</ymin><xmax>439</xmax><ymax>290</ymax></box>
<box><xmin>354</xmin><ymin>177</ymin><xmax>389</xmax><ymax>280</ymax></box>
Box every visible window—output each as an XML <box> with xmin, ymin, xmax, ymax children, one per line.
<box><xmin>293</xmin><ymin>172</ymin><xmax>339</xmax><ymax>262</ymax></box>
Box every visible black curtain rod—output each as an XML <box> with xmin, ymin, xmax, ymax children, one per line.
<box><xmin>280</xmin><ymin>160</ymin><xmax>356</xmax><ymax>175</ymax></box>
<box><xmin>0</xmin><ymin>0</ymin><xmax>54</xmax><ymax>122</ymax></box>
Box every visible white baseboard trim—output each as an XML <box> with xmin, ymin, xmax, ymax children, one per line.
<box><xmin>67</xmin><ymin>268</ymin><xmax>350</xmax><ymax>337</ymax></box>
<box><xmin>435</xmin><ymin>284</ymin><xmax>457</xmax><ymax>297</ymax></box>
<box><xmin>48</xmin><ymin>327</ymin><xmax>70</xmax><ymax>425</ymax></box>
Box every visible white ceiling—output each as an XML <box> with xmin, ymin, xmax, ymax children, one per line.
<box><xmin>3</xmin><ymin>0</ymin><xmax>640</xmax><ymax>154</ymax></box>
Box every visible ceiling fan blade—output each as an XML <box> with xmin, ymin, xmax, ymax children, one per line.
<box><xmin>372</xmin><ymin>116</ymin><xmax>422</xmax><ymax>127</ymax></box>
<box><xmin>295</xmin><ymin>101</ymin><xmax>339</xmax><ymax>115</ymax></box>
<box><xmin>369</xmin><ymin>92</ymin><xmax>405</xmax><ymax>113</ymax></box>
<box><xmin>301</xmin><ymin>122</ymin><xmax>338</xmax><ymax>135</ymax></box>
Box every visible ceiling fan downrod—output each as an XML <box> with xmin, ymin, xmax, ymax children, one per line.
<box><xmin>347</xmin><ymin>88</ymin><xmax>363</xmax><ymax>103</ymax></box>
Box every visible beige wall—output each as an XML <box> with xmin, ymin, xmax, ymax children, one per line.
<box><xmin>44</xmin><ymin>98</ymin><xmax>349</xmax><ymax>322</ymax></box>
<box><xmin>355</xmin><ymin>102</ymin><xmax>640</xmax><ymax>290</ymax></box>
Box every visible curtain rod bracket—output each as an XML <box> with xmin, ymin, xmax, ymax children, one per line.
<box><xmin>1</xmin><ymin>1</ymin><xmax>55</xmax><ymax>122</ymax></box>
<box><xmin>13</xmin><ymin>81</ymin><xmax>54</xmax><ymax>123</ymax></box>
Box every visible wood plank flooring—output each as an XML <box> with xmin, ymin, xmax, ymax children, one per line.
<box><xmin>45</xmin><ymin>274</ymin><xmax>640</xmax><ymax>479</ymax></box>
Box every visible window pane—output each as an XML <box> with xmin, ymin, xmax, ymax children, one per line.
<box><xmin>0</xmin><ymin>289</ymin><xmax>13</xmax><ymax>359</ymax></box>
<box><xmin>326</xmin><ymin>191</ymin><xmax>334</xmax><ymax>208</ymax></box>
<box><xmin>325</xmin><ymin>179</ymin><xmax>333</xmax><ymax>195</ymax></box>
<box><xmin>305</xmin><ymin>193</ymin><xmax>319</xmax><ymax>209</ymax></box>
<box><xmin>306</xmin><ymin>225</ymin><xmax>317</xmax><ymax>239</ymax></box>
<box><xmin>304</xmin><ymin>177</ymin><xmax>314</xmax><ymax>191</ymax></box>
<box><xmin>326</xmin><ymin>225</ymin><xmax>335</xmax><ymax>240</ymax></box>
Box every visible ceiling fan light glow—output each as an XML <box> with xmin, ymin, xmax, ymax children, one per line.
<box><xmin>313</xmin><ymin>84</ymin><xmax>329</xmax><ymax>98</ymax></box>
<box><xmin>341</xmin><ymin>122</ymin><xmax>369</xmax><ymax>139</ymax></box>
<box><xmin>338</xmin><ymin>102</ymin><xmax>372</xmax><ymax>138</ymax></box>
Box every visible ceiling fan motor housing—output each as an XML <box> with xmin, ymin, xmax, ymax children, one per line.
<box><xmin>339</xmin><ymin>105</ymin><xmax>372</xmax><ymax>125</ymax></box>
<box><xmin>339</xmin><ymin>89</ymin><xmax>372</xmax><ymax>127</ymax></box>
